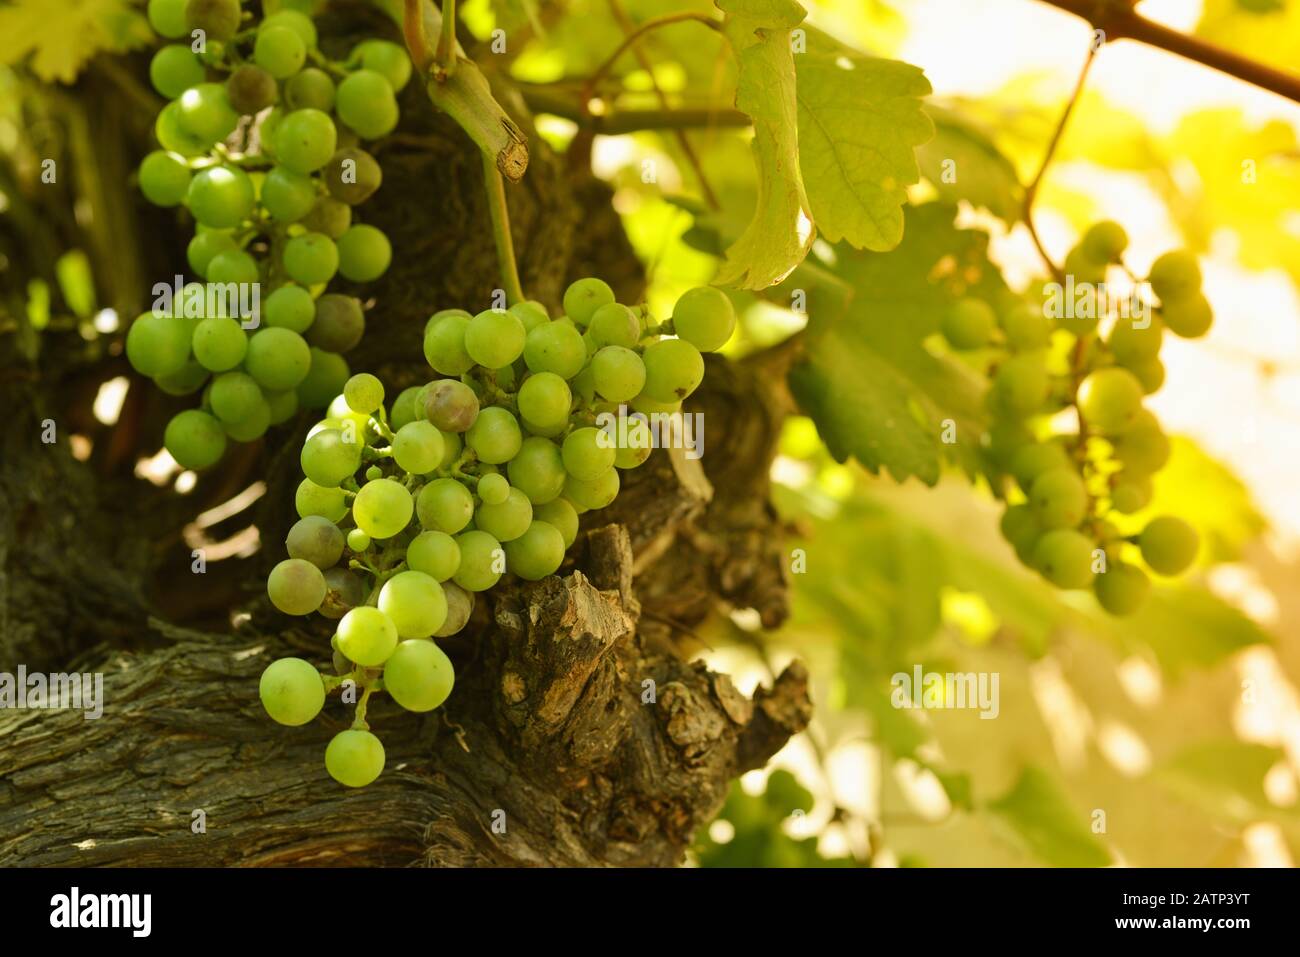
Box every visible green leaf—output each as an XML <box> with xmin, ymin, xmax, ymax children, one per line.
<box><xmin>713</xmin><ymin>0</ymin><xmax>816</xmax><ymax>289</ymax></box>
<box><xmin>1149</xmin><ymin>438</ymin><xmax>1267</xmax><ymax>563</ymax></box>
<box><xmin>917</xmin><ymin>103</ymin><xmax>1023</xmax><ymax>223</ymax></box>
<box><xmin>987</xmin><ymin>767</ymin><xmax>1112</xmax><ymax>867</ymax></box>
<box><xmin>794</xmin><ymin>29</ymin><xmax>933</xmax><ymax>249</ymax></box>
<box><xmin>1154</xmin><ymin>741</ymin><xmax>1286</xmax><ymax>822</ymax></box>
<box><xmin>0</xmin><ymin>0</ymin><xmax>152</xmax><ymax>84</ymax></box>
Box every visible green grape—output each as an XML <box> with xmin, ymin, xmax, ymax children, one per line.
<box><xmin>192</xmin><ymin>317</ymin><xmax>247</xmax><ymax>372</ymax></box>
<box><xmin>613</xmin><ymin>415</ymin><xmax>653</xmax><ymax>469</ymax></box>
<box><xmin>378</xmin><ymin>570</ymin><xmax>447</xmax><ymax>638</ymax></box>
<box><xmin>1080</xmin><ymin>220</ymin><xmax>1128</xmax><ymax>263</ymax></box>
<box><xmin>591</xmin><ymin>346</ymin><xmax>645</xmax><ymax>403</ymax></box>
<box><xmin>517</xmin><ymin>372</ymin><xmax>572</xmax><ymax>432</ymax></box>
<box><xmin>296</xmin><ymin>348</ymin><xmax>351</xmax><ymax>409</ymax></box>
<box><xmin>453</xmin><ymin>530</ymin><xmax>504</xmax><ymax>592</ymax></box>
<box><xmin>1131</xmin><ymin>356</ymin><xmax>1165</xmax><ymax>394</ymax></box>
<box><xmin>1108</xmin><ymin>317</ymin><xmax>1163</xmax><ymax>366</ymax></box>
<box><xmin>226</xmin><ymin>64</ymin><xmax>278</xmax><ymax>115</ymax></box>
<box><xmin>563</xmin><ymin>278</ymin><xmax>615</xmax><ymax>328</ymax></box>
<box><xmin>388</xmin><ymin>385</ymin><xmax>422</xmax><ymax>430</ymax></box>
<box><xmin>148</xmin><ymin>0</ymin><xmax>189</xmax><ymax>37</ymax></box>
<box><xmin>465</xmin><ymin>407</ymin><xmax>522</xmax><ymax>464</ymax></box>
<box><xmin>392</xmin><ymin>420</ymin><xmax>445</xmax><ymax>474</ymax></box>
<box><xmin>509</xmin><ymin>300</ymin><xmax>549</xmax><ymax>333</ymax></box>
<box><xmin>523</xmin><ymin>321</ymin><xmax>587</xmax><ymax>378</ymax></box>
<box><xmin>262</xmin><ymin>165</ymin><xmax>318</xmax><ymax>223</ymax></box>
<box><xmin>325</xmin><ymin>147</ymin><xmax>383</xmax><ymax>205</ymax></box>
<box><xmin>991</xmin><ymin>351</ymin><xmax>1049</xmax><ymax>418</ymax></box>
<box><xmin>266</xmin><ymin>387</ymin><xmax>299</xmax><ymax>424</ymax></box>
<box><xmin>321</xmin><ymin>567</ymin><xmax>365</xmax><ymax>619</ymax></box>
<box><xmin>286</xmin><ymin>515</ymin><xmax>345</xmax><ymax>570</ymax></box>
<box><xmin>423</xmin><ymin>379</ymin><xmax>480</xmax><ymax>433</ymax></box>
<box><xmin>261</xmin><ymin>9</ymin><xmax>317</xmax><ymax>47</ymax></box>
<box><xmin>254</xmin><ymin>25</ymin><xmax>306</xmax><ymax>79</ymax></box>
<box><xmin>207</xmin><ymin>249</ymin><xmax>259</xmax><ymax>284</ymax></box>
<box><xmin>563</xmin><ymin>466</ymin><xmax>619</xmax><ymax>511</ymax></box>
<box><xmin>259</xmin><ymin>657</ymin><xmax>325</xmax><ymax>726</ymax></box>
<box><xmin>187</xmin><ymin>165</ymin><xmax>255</xmax><ymax>228</ymax></box>
<box><xmin>296</xmin><ymin>477</ymin><xmax>348</xmax><ymax>521</ymax></box>
<box><xmin>477</xmin><ymin>472</ymin><xmax>510</xmax><ymax>506</ymax></box>
<box><xmin>502</xmin><ymin>520</ymin><xmax>565</xmax><ymax>581</ymax></box>
<box><xmin>671</xmin><ymin>286</ymin><xmax>735</xmax><ymax>352</ymax></box>
<box><xmin>155</xmin><ymin>361</ymin><xmax>210</xmax><ymax>397</ymax></box>
<box><xmin>999</xmin><ymin>503</ymin><xmax>1041</xmax><ymax>563</ymax></box>
<box><xmin>302</xmin><ymin>196</ymin><xmax>352</xmax><ymax>238</ymax></box>
<box><xmin>1139</xmin><ymin>516</ymin><xmax>1198</xmax><ymax>575</ymax></box>
<box><xmin>223</xmin><ymin>395</ymin><xmax>271</xmax><ymax>442</ymax></box>
<box><xmin>465</xmin><ymin>309</ymin><xmax>526</xmax><ymax>369</ymax></box>
<box><xmin>155</xmin><ymin>100</ymin><xmax>209</xmax><ymax>157</ymax></box>
<box><xmin>1001</xmin><ymin>302</ymin><xmax>1051</xmax><ymax>351</ymax></box>
<box><xmin>207</xmin><ymin>370</ymin><xmax>261</xmax><ymax>421</ymax></box>
<box><xmin>640</xmin><ymin>338</ymin><xmax>704</xmax><ymax>403</ymax></box>
<box><xmin>282</xmin><ymin>232</ymin><xmax>338</xmax><ymax>286</ymax></box>
<box><xmin>336</xmin><ymin>225</ymin><xmax>391</xmax><ymax>282</ymax></box>
<box><xmin>344</xmin><ymin>372</ymin><xmax>384</xmax><ymax>414</ymax></box>
<box><xmin>336</xmin><ymin>69</ymin><xmax>399</xmax><ymax>139</ymax></box>
<box><xmin>417</xmin><ymin>478</ymin><xmax>475</xmax><ymax>534</ymax></box>
<box><xmin>356</xmin><ymin>40</ymin><xmax>412</xmax><ymax>93</ymax></box>
<box><xmin>507</xmin><ymin>437</ymin><xmax>566</xmax><ymax>505</ymax></box>
<box><xmin>1032</xmin><ymin>528</ymin><xmax>1096</xmax><ymax>589</ymax></box>
<box><xmin>1029</xmin><ymin>467</ymin><xmax>1088</xmax><ymax>529</ymax></box>
<box><xmin>267</xmin><ymin>557</ymin><xmax>327</xmax><ymax>615</ymax></box>
<box><xmin>1161</xmin><ymin>292</ymin><xmax>1213</xmax><ymax>339</ymax></box>
<box><xmin>1063</xmin><ymin>247</ymin><xmax>1107</xmax><ymax>286</ymax></box>
<box><xmin>187</xmin><ymin>230</ymin><xmax>238</xmax><ymax>277</ymax></box>
<box><xmin>149</xmin><ymin>44</ymin><xmax>206</xmax><ymax>99</ymax></box>
<box><xmin>534</xmin><ymin>498</ymin><xmax>579</xmax><ymax>549</ymax></box>
<box><xmin>941</xmin><ymin>298</ymin><xmax>996</xmax><ymax>350</ymax></box>
<box><xmin>184</xmin><ymin>0</ymin><xmax>241</xmax><ymax>41</ymax></box>
<box><xmin>305</xmin><ymin>294</ymin><xmax>364</xmax><ymax>352</ymax></box>
<box><xmin>346</xmin><ymin>528</ymin><xmax>370</xmax><ymax>552</ymax></box>
<box><xmin>1094</xmin><ymin>561</ymin><xmax>1150</xmax><ymax>616</ymax></box>
<box><xmin>1110</xmin><ymin>474</ymin><xmax>1152</xmax><ymax>514</ymax></box>
<box><xmin>406</xmin><ymin>530</ymin><xmax>461</xmax><ymax>581</ymax></box>
<box><xmin>1148</xmin><ymin>250</ymin><xmax>1201</xmax><ymax>302</ymax></box>
<box><xmin>336</xmin><ymin>606</ymin><xmax>398</xmax><ymax>666</ymax></box>
<box><xmin>475</xmin><ymin>487</ymin><xmax>533</xmax><ymax>542</ymax></box>
<box><xmin>1009</xmin><ymin>440</ymin><xmax>1070</xmax><ymax>490</ymax></box>
<box><xmin>325</xmin><ymin>729</ymin><xmax>385</xmax><ymax>788</ymax></box>
<box><xmin>301</xmin><ymin>427</ymin><xmax>361</xmax><ymax>486</ymax></box>
<box><xmin>176</xmin><ymin>83</ymin><xmax>239</xmax><ymax>145</ymax></box>
<box><xmin>165</xmin><ymin>409</ymin><xmax>227</xmax><ymax>469</ymax></box>
<box><xmin>126</xmin><ymin>312</ymin><xmax>191</xmax><ymax>377</ymax></box>
<box><xmin>425</xmin><ymin>308</ymin><xmax>472</xmax><ymax>336</ymax></box>
<box><xmin>424</xmin><ymin>314</ymin><xmax>475</xmax><ymax>376</ymax></box>
<box><xmin>1077</xmin><ymin>367</ymin><xmax>1143</xmax><ymax>435</ymax></box>
<box><xmin>264</xmin><ymin>284</ymin><xmax>316</xmax><ymax>333</ymax></box>
<box><xmin>562</xmin><ymin>427</ymin><xmax>615</xmax><ymax>481</ymax></box>
<box><xmin>435</xmin><ymin>582</ymin><xmax>474</xmax><ymax>637</ymax></box>
<box><xmin>245</xmin><ymin>327</ymin><xmax>312</xmax><ymax>391</ymax></box>
<box><xmin>274</xmin><ymin>108</ymin><xmax>338</xmax><ymax>174</ymax></box>
<box><xmin>383</xmin><ymin>639</ymin><xmax>454</xmax><ymax>713</ymax></box>
<box><xmin>364</xmin><ymin>465</ymin><xmax>383</xmax><ymax>482</ymax></box>
<box><xmin>139</xmin><ymin>150</ymin><xmax>192</xmax><ymax>207</ymax></box>
<box><xmin>1111</xmin><ymin>412</ymin><xmax>1171</xmax><ymax>476</ymax></box>
<box><xmin>353</xmin><ymin>478</ymin><xmax>413</xmax><ymax>539</ymax></box>
<box><xmin>589</xmin><ymin>302</ymin><xmax>641</xmax><ymax>349</ymax></box>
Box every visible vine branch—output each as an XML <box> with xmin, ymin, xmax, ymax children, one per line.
<box><xmin>435</xmin><ymin>0</ymin><xmax>458</xmax><ymax>75</ymax></box>
<box><xmin>482</xmin><ymin>151</ymin><xmax>525</xmax><ymax>305</ymax></box>
<box><xmin>579</xmin><ymin>11</ymin><xmax>721</xmax><ymax>106</ymax></box>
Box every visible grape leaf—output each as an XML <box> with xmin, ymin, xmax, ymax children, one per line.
<box><xmin>918</xmin><ymin>103</ymin><xmax>1023</xmax><ymax>223</ymax></box>
<box><xmin>1154</xmin><ymin>741</ymin><xmax>1287</xmax><ymax>822</ymax></box>
<box><xmin>987</xmin><ymin>766</ymin><xmax>1112</xmax><ymax>867</ymax></box>
<box><xmin>0</xmin><ymin>0</ymin><xmax>152</xmax><ymax>84</ymax></box>
<box><xmin>713</xmin><ymin>0</ymin><xmax>816</xmax><ymax>290</ymax></box>
<box><xmin>794</xmin><ymin>28</ymin><xmax>933</xmax><ymax>249</ymax></box>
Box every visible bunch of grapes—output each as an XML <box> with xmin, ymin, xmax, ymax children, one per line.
<box><xmin>130</xmin><ymin>0</ymin><xmax>410</xmax><ymax>468</ymax></box>
<box><xmin>941</xmin><ymin>220</ymin><xmax>1208</xmax><ymax>615</ymax></box>
<box><xmin>257</xmin><ymin>279</ymin><xmax>736</xmax><ymax>786</ymax></box>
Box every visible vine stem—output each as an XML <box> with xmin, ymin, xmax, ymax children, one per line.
<box><xmin>482</xmin><ymin>150</ymin><xmax>525</xmax><ymax>305</ymax></box>
<box><xmin>402</xmin><ymin>0</ymin><xmax>433</xmax><ymax>72</ymax></box>
<box><xmin>579</xmin><ymin>11</ymin><xmax>721</xmax><ymax>106</ymax></box>
<box><xmin>435</xmin><ymin>0</ymin><xmax>458</xmax><ymax>77</ymax></box>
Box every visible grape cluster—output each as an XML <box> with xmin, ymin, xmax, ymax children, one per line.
<box><xmin>258</xmin><ymin>279</ymin><xmax>736</xmax><ymax>786</ymax></box>
<box><xmin>941</xmin><ymin>221</ymin><xmax>1208</xmax><ymax>615</ymax></box>
<box><xmin>132</xmin><ymin>0</ymin><xmax>408</xmax><ymax>468</ymax></box>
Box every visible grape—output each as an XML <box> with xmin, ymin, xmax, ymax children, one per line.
<box><xmin>148</xmin><ymin>0</ymin><xmax>189</xmax><ymax>37</ymax></box>
<box><xmin>563</xmin><ymin>278</ymin><xmax>615</xmax><ymax>327</ymax></box>
<box><xmin>306</xmin><ymin>294</ymin><xmax>364</xmax><ymax>352</ymax></box>
<box><xmin>296</xmin><ymin>477</ymin><xmax>348</xmax><ymax>521</ymax></box>
<box><xmin>187</xmin><ymin>230</ymin><xmax>238</xmax><ymax>277</ymax></box>
<box><xmin>336</xmin><ymin>606</ymin><xmax>398</xmax><ymax>666</ymax></box>
<box><xmin>417</xmin><ymin>478</ymin><xmax>474</xmax><ymax>533</ymax></box>
<box><xmin>509</xmin><ymin>300</ymin><xmax>549</xmax><ymax>333</ymax></box>
<box><xmin>1139</xmin><ymin>516</ymin><xmax>1198</xmax><ymax>575</ymax></box>
<box><xmin>1032</xmin><ymin>528</ymin><xmax>1095</xmax><ymax>589</ymax></box>
<box><xmin>1009</xmin><ymin>441</ymin><xmax>1070</xmax><ymax>490</ymax></box>
<box><xmin>534</xmin><ymin>499</ymin><xmax>579</xmax><ymax>549</ymax></box>
<box><xmin>325</xmin><ymin>729</ymin><xmax>385</xmax><ymax>788</ymax></box>
<box><xmin>1063</xmin><ymin>247</ymin><xmax>1106</xmax><ymax>286</ymax></box>
<box><xmin>208</xmin><ymin>372</ymin><xmax>263</xmax><ymax>426</ymax></box>
<box><xmin>389</xmin><ymin>386</ymin><xmax>422</xmax><ymax>431</ymax></box>
<box><xmin>156</xmin><ymin>101</ymin><xmax>209</xmax><ymax>157</ymax></box>
<box><xmin>1148</xmin><ymin>250</ymin><xmax>1201</xmax><ymax>302</ymax></box>
<box><xmin>1001</xmin><ymin>302</ymin><xmax>1050</xmax><ymax>351</ymax></box>
<box><xmin>320</xmin><ymin>567</ymin><xmax>365</xmax><ymax>619</ymax></box>
<box><xmin>589</xmin><ymin>302</ymin><xmax>641</xmax><ymax>349</ymax></box>
<box><xmin>274</xmin><ymin>108</ymin><xmax>338</xmax><ymax>174</ymax></box>
<box><xmin>406</xmin><ymin>530</ymin><xmax>461</xmax><ymax>581</ymax></box>
<box><xmin>518</xmin><ymin>372</ymin><xmax>572</xmax><ymax>431</ymax></box>
<box><xmin>336</xmin><ymin>225</ymin><xmax>391</xmax><ymax>282</ymax></box>
<box><xmin>435</xmin><ymin>582</ymin><xmax>474</xmax><ymax>637</ymax></box>
<box><xmin>423</xmin><ymin>379</ymin><xmax>479</xmax><ymax>432</ymax></box>
<box><xmin>1131</xmin><ymin>356</ymin><xmax>1166</xmax><ymax>394</ymax></box>
<box><xmin>185</xmin><ymin>0</ymin><xmax>241</xmax><ymax>41</ymax></box>
<box><xmin>1029</xmin><ymin>467</ymin><xmax>1088</xmax><ymax>529</ymax></box>
<box><xmin>259</xmin><ymin>657</ymin><xmax>325</xmax><ymax>726</ymax></box>
<box><xmin>223</xmin><ymin>396</ymin><xmax>271</xmax><ymax>442</ymax></box>
<box><xmin>393</xmin><ymin>420</ymin><xmax>445</xmax><ymax>474</ymax></box>
<box><xmin>999</xmin><ymin>503</ymin><xmax>1040</xmax><ymax>563</ymax></box>
<box><xmin>262</xmin><ymin>165</ymin><xmax>318</xmax><ymax>222</ymax></box>
<box><xmin>283</xmin><ymin>232</ymin><xmax>339</xmax><ymax>285</ymax></box>
<box><xmin>1161</xmin><ymin>292</ymin><xmax>1213</xmax><ymax>339</ymax></box>
<box><xmin>466</xmin><ymin>407</ymin><xmax>522</xmax><ymax>464</ymax></box>
<box><xmin>424</xmin><ymin>314</ymin><xmax>475</xmax><ymax>376</ymax></box>
<box><xmin>353</xmin><ymin>478</ymin><xmax>413</xmax><ymax>539</ymax></box>
<box><xmin>138</xmin><ymin>151</ymin><xmax>192</xmax><ymax>209</ymax></box>
<box><xmin>641</xmin><ymin>338</ymin><xmax>704</xmax><ymax>402</ymax></box>
<box><xmin>165</xmin><ymin>409</ymin><xmax>227</xmax><ymax>469</ymax></box>
<box><xmin>1110</xmin><ymin>474</ymin><xmax>1152</xmax><ymax>513</ymax></box>
<box><xmin>207</xmin><ymin>249</ymin><xmax>259</xmax><ymax>284</ymax></box>
<box><xmin>187</xmin><ymin>165</ymin><xmax>255</xmax><ymax>228</ymax></box>
<box><xmin>475</xmin><ymin>487</ymin><xmax>533</xmax><ymax>542</ymax></box>
<box><xmin>1094</xmin><ymin>561</ymin><xmax>1150</xmax><ymax>616</ymax></box>
<box><xmin>264</xmin><ymin>284</ymin><xmax>316</xmax><ymax>332</ymax></box>
<box><xmin>325</xmin><ymin>147</ymin><xmax>383</xmax><ymax>205</ymax></box>
<box><xmin>176</xmin><ymin>83</ymin><xmax>239</xmax><ymax>145</ymax></box>
<box><xmin>246</xmin><ymin>327</ymin><xmax>312</xmax><ymax>391</ymax></box>
<box><xmin>613</xmin><ymin>415</ymin><xmax>653</xmax><ymax>469</ymax></box>
<box><xmin>1077</xmin><ymin>367</ymin><xmax>1143</xmax><ymax>435</ymax></box>
<box><xmin>672</xmin><ymin>286</ymin><xmax>736</xmax><ymax>352</ymax></box>
<box><xmin>266</xmin><ymin>388</ymin><xmax>299</xmax><ymax>424</ymax></box>
<box><xmin>941</xmin><ymin>298</ymin><xmax>995</xmax><ymax>350</ymax></box>
<box><xmin>1110</xmin><ymin>410</ymin><xmax>1170</xmax><ymax>474</ymax></box>
<box><xmin>227</xmin><ymin>64</ymin><xmax>278</xmax><ymax>114</ymax></box>
<box><xmin>301</xmin><ymin>427</ymin><xmax>362</xmax><ymax>486</ymax></box>
<box><xmin>383</xmin><ymin>639</ymin><xmax>454</xmax><ymax>713</ymax></box>
<box><xmin>563</xmin><ymin>466</ymin><xmax>619</xmax><ymax>510</ymax></box>
<box><xmin>453</xmin><ymin>530</ymin><xmax>504</xmax><ymax>592</ymax></box>
<box><xmin>507</xmin><ymin>436</ymin><xmax>566</xmax><ymax>505</ymax></box>
<box><xmin>126</xmin><ymin>312</ymin><xmax>191</xmax><ymax>377</ymax></box>
<box><xmin>1108</xmin><ymin>317</ymin><xmax>1163</xmax><ymax>366</ymax></box>
<box><xmin>991</xmin><ymin>352</ymin><xmax>1049</xmax><ymax>418</ymax></box>
<box><xmin>296</xmin><ymin>348</ymin><xmax>350</xmax><ymax>409</ymax></box>
<box><xmin>425</xmin><ymin>309</ymin><xmax>473</xmax><ymax>337</ymax></box>
<box><xmin>302</xmin><ymin>196</ymin><xmax>352</xmax><ymax>238</ymax></box>
<box><xmin>254</xmin><ymin>25</ymin><xmax>306</xmax><ymax>79</ymax></box>
<box><xmin>356</xmin><ymin>40</ymin><xmax>412</xmax><ymax>93</ymax></box>
<box><xmin>377</xmin><ymin>570</ymin><xmax>447</xmax><ymax>639</ymax></box>
<box><xmin>1081</xmin><ymin>220</ymin><xmax>1128</xmax><ymax>263</ymax></box>
<box><xmin>268</xmin><ymin>557</ymin><xmax>327</xmax><ymax>615</ymax></box>
<box><xmin>465</xmin><ymin>309</ymin><xmax>526</xmax><ymax>369</ymax></box>
<box><xmin>336</xmin><ymin>69</ymin><xmax>399</xmax><ymax>139</ymax></box>
<box><xmin>562</xmin><ymin>427</ymin><xmax>615</xmax><ymax>481</ymax></box>
<box><xmin>286</xmin><ymin>515</ymin><xmax>345</xmax><ymax>569</ymax></box>
<box><xmin>344</xmin><ymin>373</ymin><xmax>384</xmax><ymax>414</ymax></box>
<box><xmin>591</xmin><ymin>346</ymin><xmax>646</xmax><ymax>403</ymax></box>
<box><xmin>149</xmin><ymin>44</ymin><xmax>206</xmax><ymax>99</ymax></box>
<box><xmin>503</xmin><ymin>520</ymin><xmax>565</xmax><ymax>580</ymax></box>
<box><xmin>261</xmin><ymin>9</ymin><xmax>317</xmax><ymax>47</ymax></box>
<box><xmin>477</xmin><ymin>472</ymin><xmax>510</xmax><ymax>506</ymax></box>
<box><xmin>155</xmin><ymin>361</ymin><xmax>210</xmax><ymax>396</ymax></box>
<box><xmin>523</xmin><ymin>321</ymin><xmax>587</xmax><ymax>378</ymax></box>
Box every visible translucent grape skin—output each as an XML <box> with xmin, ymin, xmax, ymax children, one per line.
<box><xmin>1148</xmin><ymin>250</ymin><xmax>1201</xmax><ymax>303</ymax></box>
<box><xmin>406</xmin><ymin>530</ymin><xmax>461</xmax><ymax>581</ymax></box>
<box><xmin>165</xmin><ymin>409</ymin><xmax>228</xmax><ymax>469</ymax></box>
<box><xmin>283</xmin><ymin>232</ymin><xmax>339</xmax><ymax>285</ymax></box>
<box><xmin>523</xmin><ymin>321</ymin><xmax>587</xmax><ymax>378</ymax></box>
<box><xmin>640</xmin><ymin>338</ymin><xmax>704</xmax><ymax>403</ymax></box>
<box><xmin>336</xmin><ymin>225</ymin><xmax>391</xmax><ymax>282</ymax></box>
<box><xmin>1028</xmin><ymin>467</ymin><xmax>1088</xmax><ymax>529</ymax></box>
<box><xmin>591</xmin><ymin>346</ymin><xmax>645</xmax><ymax>403</ymax></box>
<box><xmin>392</xmin><ymin>420</ymin><xmax>445</xmax><ymax>474</ymax></box>
<box><xmin>507</xmin><ymin>437</ymin><xmax>567</xmax><ymax>505</ymax></box>
<box><xmin>378</xmin><ymin>570</ymin><xmax>447</xmax><ymax>638</ymax></box>
<box><xmin>247</xmin><ymin>327</ymin><xmax>312</xmax><ymax>391</ymax></box>
<box><xmin>264</xmin><ymin>284</ymin><xmax>316</xmax><ymax>333</ymax></box>
<box><xmin>336</xmin><ymin>606</ymin><xmax>398</xmax><ymax>666</ymax></box>
<box><xmin>127</xmin><ymin>313</ymin><xmax>191</xmax><ymax>378</ymax></box>
<box><xmin>1080</xmin><ymin>220</ymin><xmax>1128</xmax><ymax>263</ymax></box>
<box><xmin>465</xmin><ymin>309</ymin><xmax>526</xmax><ymax>369</ymax></box>
<box><xmin>259</xmin><ymin>657</ymin><xmax>325</xmax><ymax>726</ymax></box>
<box><xmin>671</xmin><ymin>286</ymin><xmax>736</xmax><ymax>352</ymax></box>
<box><xmin>274</xmin><ymin>108</ymin><xmax>338</xmax><ymax>174</ymax></box>
<box><xmin>1160</xmin><ymin>293</ymin><xmax>1213</xmax><ymax>339</ymax></box>
<box><xmin>325</xmin><ymin>728</ymin><xmax>385</xmax><ymax>787</ymax></box>
<box><xmin>1139</xmin><ymin>516</ymin><xmax>1199</xmax><ymax>575</ymax></box>
<box><xmin>286</xmin><ymin>515</ymin><xmax>345</xmax><ymax>569</ymax></box>
<box><xmin>563</xmin><ymin>466</ymin><xmax>619</xmax><ymax>511</ymax></box>
<box><xmin>424</xmin><ymin>379</ymin><xmax>480</xmax><ymax>433</ymax></box>
<box><xmin>475</xmin><ymin>487</ymin><xmax>533</xmax><ymax>542</ymax></box>
<box><xmin>296</xmin><ymin>478</ymin><xmax>349</xmax><ymax>522</ymax></box>
<box><xmin>139</xmin><ymin>150</ymin><xmax>192</xmax><ymax>207</ymax></box>
<box><xmin>1077</xmin><ymin>367</ymin><xmax>1143</xmax><ymax>435</ymax></box>
<box><xmin>478</xmin><ymin>472</ymin><xmax>510</xmax><ymax>506</ymax></box>
<box><xmin>254</xmin><ymin>25</ymin><xmax>307</xmax><ymax>79</ymax></box>
<box><xmin>562</xmin><ymin>427</ymin><xmax>615</xmax><ymax>481</ymax></box>
<box><xmin>534</xmin><ymin>498</ymin><xmax>579</xmax><ymax>548</ymax></box>
<box><xmin>296</xmin><ymin>348</ymin><xmax>351</xmax><ymax>409</ymax></box>
<box><xmin>992</xmin><ymin>352</ymin><xmax>1049</xmax><ymax>418</ymax></box>
<box><xmin>356</xmin><ymin>40</ymin><xmax>412</xmax><ymax>93</ymax></box>
<box><xmin>589</xmin><ymin>302</ymin><xmax>641</xmax><ymax>349</ymax></box>
<box><xmin>417</xmin><ymin>478</ymin><xmax>475</xmax><ymax>534</ymax></box>
<box><xmin>1032</xmin><ymin>529</ymin><xmax>1095</xmax><ymax>589</ymax></box>
<box><xmin>262</xmin><ymin>165</ymin><xmax>318</xmax><ymax>223</ymax></box>
<box><xmin>453</xmin><ymin>530</ymin><xmax>504</xmax><ymax>592</ymax></box>
<box><xmin>518</xmin><ymin>372</ymin><xmax>572</xmax><ymax>431</ymax></box>
<box><xmin>1095</xmin><ymin>561</ymin><xmax>1150</xmax><ymax>616</ymax></box>
<box><xmin>148</xmin><ymin>0</ymin><xmax>189</xmax><ymax>38</ymax></box>
<box><xmin>301</xmin><ymin>427</ymin><xmax>362</xmax><ymax>487</ymax></box>
<box><xmin>325</xmin><ymin>147</ymin><xmax>383</xmax><ymax>205</ymax></box>
<box><xmin>268</xmin><ymin>557</ymin><xmax>327</xmax><ymax>615</ymax></box>
<box><xmin>434</xmin><ymin>582</ymin><xmax>475</xmax><ymax>637</ymax></box>
<box><xmin>941</xmin><ymin>298</ymin><xmax>996</xmax><ymax>350</ymax></box>
<box><xmin>563</xmin><ymin>277</ymin><xmax>615</xmax><ymax>328</ymax></box>
<box><xmin>187</xmin><ymin>165</ymin><xmax>255</xmax><ymax>228</ymax></box>
<box><xmin>150</xmin><ymin>45</ymin><xmax>206</xmax><ymax>99</ymax></box>
<box><xmin>384</xmin><ymin>639</ymin><xmax>455</xmax><ymax>712</ymax></box>
<box><xmin>306</xmin><ymin>294</ymin><xmax>365</xmax><ymax>352</ymax></box>
<box><xmin>504</xmin><ymin>520</ymin><xmax>566</xmax><ymax>580</ymax></box>
<box><xmin>353</xmin><ymin>478</ymin><xmax>414</xmax><ymax>539</ymax></box>
<box><xmin>466</xmin><ymin>407</ymin><xmax>522</xmax><ymax>464</ymax></box>
<box><xmin>185</xmin><ymin>0</ymin><xmax>242</xmax><ymax>41</ymax></box>
<box><xmin>336</xmin><ymin>69</ymin><xmax>399</xmax><ymax>139</ymax></box>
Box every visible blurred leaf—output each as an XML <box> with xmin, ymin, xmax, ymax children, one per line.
<box><xmin>694</xmin><ymin>774</ymin><xmax>858</xmax><ymax>867</ymax></box>
<box><xmin>0</xmin><ymin>0</ymin><xmax>151</xmax><ymax>84</ymax></box>
<box><xmin>1148</xmin><ymin>438</ymin><xmax>1267</xmax><ymax>563</ymax></box>
<box><xmin>55</xmin><ymin>249</ymin><xmax>95</xmax><ymax>319</ymax></box>
<box><xmin>987</xmin><ymin>766</ymin><xmax>1112</xmax><ymax>867</ymax></box>
<box><xmin>1153</xmin><ymin>741</ymin><xmax>1286</xmax><ymax>822</ymax></box>
<box><xmin>918</xmin><ymin>103</ymin><xmax>1023</xmax><ymax>223</ymax></box>
<box><xmin>1197</xmin><ymin>0</ymin><xmax>1300</xmax><ymax>71</ymax></box>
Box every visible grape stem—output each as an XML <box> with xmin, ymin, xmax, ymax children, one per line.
<box><xmin>435</xmin><ymin>0</ymin><xmax>458</xmax><ymax>77</ymax></box>
<box><xmin>578</xmin><ymin>11</ymin><xmax>721</xmax><ymax>108</ymax></box>
<box><xmin>481</xmin><ymin>150</ymin><xmax>526</xmax><ymax>305</ymax></box>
